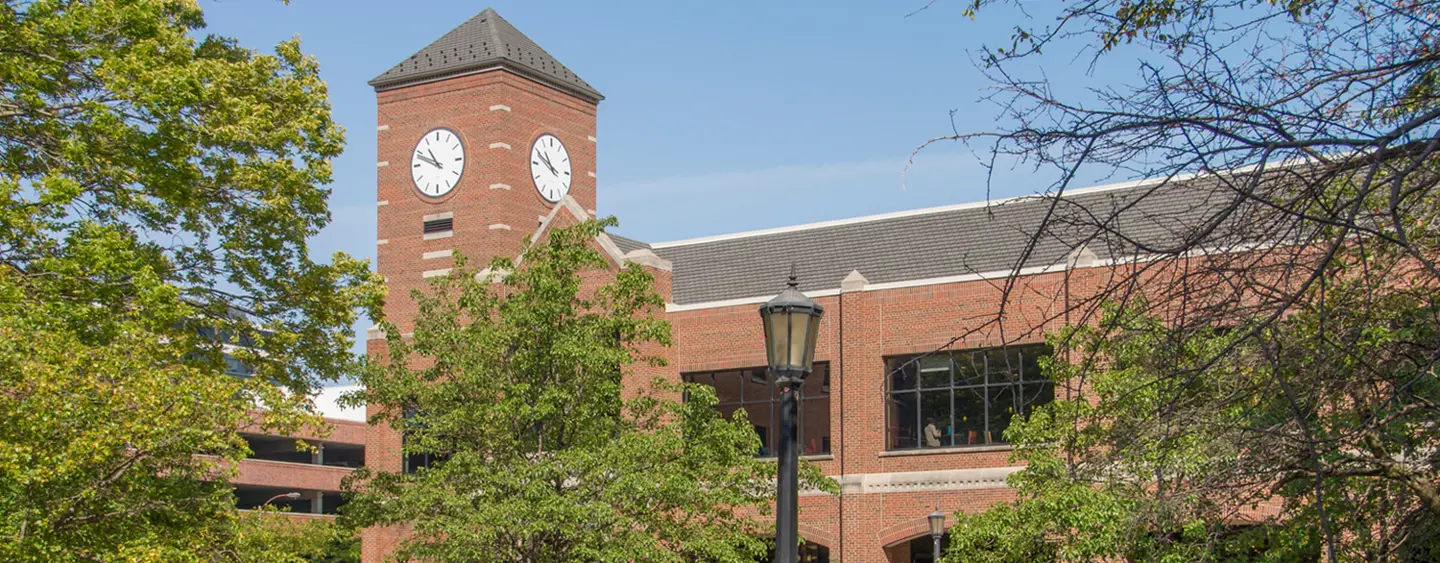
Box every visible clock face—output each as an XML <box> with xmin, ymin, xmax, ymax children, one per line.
<box><xmin>529</xmin><ymin>134</ymin><xmax>571</xmax><ymax>203</ymax></box>
<box><xmin>411</xmin><ymin>128</ymin><xmax>465</xmax><ymax>198</ymax></box>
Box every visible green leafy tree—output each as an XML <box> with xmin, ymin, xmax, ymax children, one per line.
<box><xmin>342</xmin><ymin>219</ymin><xmax>834</xmax><ymax>563</ymax></box>
<box><xmin>0</xmin><ymin>0</ymin><xmax>381</xmax><ymax>561</ymax></box>
<box><xmin>220</xmin><ymin>510</ymin><xmax>359</xmax><ymax>563</ymax></box>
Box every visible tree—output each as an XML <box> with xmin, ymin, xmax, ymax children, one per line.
<box><xmin>0</xmin><ymin>1</ymin><xmax>381</xmax><ymax>560</ymax></box>
<box><xmin>908</xmin><ymin>1</ymin><xmax>1440</xmax><ymax>561</ymax></box>
<box><xmin>341</xmin><ymin>219</ymin><xmax>834</xmax><ymax>563</ymax></box>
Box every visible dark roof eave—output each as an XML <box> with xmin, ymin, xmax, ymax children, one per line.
<box><xmin>368</xmin><ymin>59</ymin><xmax>604</xmax><ymax>103</ymax></box>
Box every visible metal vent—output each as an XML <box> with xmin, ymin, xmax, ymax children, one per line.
<box><xmin>423</xmin><ymin>217</ymin><xmax>453</xmax><ymax>234</ymax></box>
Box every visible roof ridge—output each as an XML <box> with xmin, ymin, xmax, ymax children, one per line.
<box><xmin>647</xmin><ymin>174</ymin><xmax>1181</xmax><ymax>249</ymax></box>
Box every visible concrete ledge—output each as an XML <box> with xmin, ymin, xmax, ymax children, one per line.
<box><xmin>587</xmin><ymin>135</ymin><xmax>597</xmax><ymax>143</ymax></box>
<box><xmin>488</xmin><ymin>223</ymin><xmax>511</xmax><ymax>231</ymax></box>
<box><xmin>376</xmin><ymin>239</ymin><xmax>389</xmax><ymax>245</ymax></box>
<box><xmin>422</xmin><ymin>211</ymin><xmax>453</xmax><ymax>221</ymax></box>
<box><xmin>489</xmin><ymin>104</ymin><xmax>511</xmax><ymax>112</ymax></box>
<box><xmin>490</xmin><ymin>183</ymin><xmax>511</xmax><ymax>190</ymax></box>
<box><xmin>376</xmin><ymin>161</ymin><xmax>389</xmax><ymax>168</ymax></box>
<box><xmin>587</xmin><ymin>171</ymin><xmax>596</xmax><ymax>178</ymax></box>
<box><xmin>835</xmin><ymin>466</ymin><xmax>1020</xmax><ymax>495</ymax></box>
<box><xmin>421</xmin><ymin>268</ymin><xmax>451</xmax><ymax>279</ymax></box>
<box><xmin>489</xmin><ymin>142</ymin><xmax>511</xmax><ymax>150</ymax></box>
<box><xmin>422</xmin><ymin>231</ymin><xmax>453</xmax><ymax>241</ymax></box>
<box><xmin>376</xmin><ymin>124</ymin><xmax>390</xmax><ymax>132</ymax></box>
<box><xmin>623</xmin><ymin>249</ymin><xmax>672</xmax><ymax>271</ymax></box>
<box><xmin>422</xmin><ymin>249</ymin><xmax>451</xmax><ymax>260</ymax></box>
<box><xmin>377</xmin><ymin>200</ymin><xmax>389</xmax><ymax>206</ymax></box>
<box><xmin>876</xmin><ymin>444</ymin><xmax>1014</xmax><ymax>457</ymax></box>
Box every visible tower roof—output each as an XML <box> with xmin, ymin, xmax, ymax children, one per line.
<box><xmin>369</xmin><ymin>8</ymin><xmax>602</xmax><ymax>102</ymax></box>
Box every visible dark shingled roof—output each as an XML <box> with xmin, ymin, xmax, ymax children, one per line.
<box><xmin>608</xmin><ymin>234</ymin><xmax>650</xmax><ymax>255</ymax></box>
<box><xmin>643</xmin><ymin>177</ymin><xmax>1254</xmax><ymax>305</ymax></box>
<box><xmin>369</xmin><ymin>8</ymin><xmax>602</xmax><ymax>101</ymax></box>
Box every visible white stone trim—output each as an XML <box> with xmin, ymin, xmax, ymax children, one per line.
<box><xmin>833</xmin><ymin>467</ymin><xmax>1021</xmax><ymax>495</ymax></box>
<box><xmin>489</xmin><ymin>142</ymin><xmax>511</xmax><ymax>150</ymax></box>
<box><xmin>422</xmin><ymin>230</ymin><xmax>453</xmax><ymax>241</ymax></box>
<box><xmin>586</xmin><ymin>171</ymin><xmax>596</xmax><ymax>178</ymax></box>
<box><xmin>377</xmin><ymin>200</ymin><xmax>389</xmax><ymax>206</ymax></box>
<box><xmin>422</xmin><ymin>211</ymin><xmax>453</xmax><ymax>221</ymax></box>
<box><xmin>622</xmin><ymin>249</ymin><xmax>672</xmax><ymax>271</ymax></box>
<box><xmin>488</xmin><ymin>223</ymin><xmax>511</xmax><ymax>231</ymax></box>
<box><xmin>365</xmin><ymin>325</ymin><xmax>382</xmax><ymax>340</ymax></box>
<box><xmin>376</xmin><ymin>161</ymin><xmax>389</xmax><ymax>168</ymax></box>
<box><xmin>489</xmin><ymin>183</ymin><xmax>511</xmax><ymax>190</ymax></box>
<box><xmin>422</xmin><ymin>249</ymin><xmax>451</xmax><ymax>260</ymax></box>
<box><xmin>489</xmin><ymin>104</ymin><xmax>511</xmax><ymax>112</ymax></box>
<box><xmin>376</xmin><ymin>239</ymin><xmax>389</xmax><ymax>245</ymax></box>
<box><xmin>376</xmin><ymin>124</ymin><xmax>390</xmax><ymax>132</ymax></box>
<box><xmin>586</xmin><ymin>135</ymin><xmax>597</xmax><ymax>143</ymax></box>
<box><xmin>586</xmin><ymin>209</ymin><xmax>597</xmax><ymax>217</ymax></box>
<box><xmin>840</xmin><ymin>269</ymin><xmax>868</xmax><ymax>292</ymax></box>
<box><xmin>421</xmin><ymin>268</ymin><xmax>451</xmax><ymax>279</ymax></box>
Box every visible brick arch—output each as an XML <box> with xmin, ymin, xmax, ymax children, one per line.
<box><xmin>877</xmin><ymin>517</ymin><xmax>940</xmax><ymax>549</ymax></box>
<box><xmin>797</xmin><ymin>521</ymin><xmax>836</xmax><ymax>549</ymax></box>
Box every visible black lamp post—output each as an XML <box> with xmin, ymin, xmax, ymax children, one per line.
<box><xmin>759</xmin><ymin>271</ymin><xmax>824</xmax><ymax>563</ymax></box>
<box><xmin>928</xmin><ymin>508</ymin><xmax>946</xmax><ymax>562</ymax></box>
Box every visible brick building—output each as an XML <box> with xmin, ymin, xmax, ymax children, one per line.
<box><xmin>358</xmin><ymin>7</ymin><xmax>1200</xmax><ymax>562</ymax></box>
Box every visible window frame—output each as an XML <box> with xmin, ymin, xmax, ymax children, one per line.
<box><xmin>884</xmin><ymin>344</ymin><xmax>1053</xmax><ymax>451</ymax></box>
<box><xmin>682</xmin><ymin>362</ymin><xmax>831</xmax><ymax>457</ymax></box>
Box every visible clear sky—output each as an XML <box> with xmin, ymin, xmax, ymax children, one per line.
<box><xmin>197</xmin><ymin>0</ymin><xmax>1128</xmax><ymax>357</ymax></box>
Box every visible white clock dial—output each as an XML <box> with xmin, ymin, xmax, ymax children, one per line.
<box><xmin>529</xmin><ymin>134</ymin><xmax>571</xmax><ymax>203</ymax></box>
<box><xmin>411</xmin><ymin>128</ymin><xmax>465</xmax><ymax>198</ymax></box>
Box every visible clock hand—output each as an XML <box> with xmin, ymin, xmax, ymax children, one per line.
<box><xmin>416</xmin><ymin>154</ymin><xmax>439</xmax><ymax>168</ymax></box>
<box><xmin>538</xmin><ymin>152</ymin><xmax>559</xmax><ymax>175</ymax></box>
<box><xmin>426</xmin><ymin>149</ymin><xmax>444</xmax><ymax>170</ymax></box>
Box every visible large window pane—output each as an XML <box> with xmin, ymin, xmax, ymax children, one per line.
<box><xmin>741</xmin><ymin>369</ymin><xmax>768</xmax><ymax>402</ymax></box>
<box><xmin>955</xmin><ymin>352</ymin><xmax>985</xmax><ymax>387</ymax></box>
<box><xmin>744</xmin><ymin>403</ymin><xmax>773</xmax><ymax>457</ymax></box>
<box><xmin>918</xmin><ymin>356</ymin><xmax>951</xmax><ymax>389</ymax></box>
<box><xmin>714</xmin><ymin>371</ymin><xmax>743</xmax><ymax>404</ymax></box>
<box><xmin>800</xmin><ymin>397</ymin><xmax>830</xmax><ymax>455</ymax></box>
<box><xmin>801</xmin><ymin>363</ymin><xmax>829</xmax><ymax>397</ymax></box>
<box><xmin>887</xmin><ymin>391</ymin><xmax>919</xmax><ymax>450</ymax></box>
<box><xmin>888</xmin><ymin>358</ymin><xmax>916</xmax><ymax>391</ymax></box>
<box><xmin>1020</xmin><ymin>382</ymin><xmax>1055</xmax><ymax>418</ymax></box>
<box><xmin>919</xmin><ymin>389</ymin><xmax>952</xmax><ymax>448</ymax></box>
<box><xmin>987</xmin><ymin>385</ymin><xmax>1016</xmax><ymax>444</ymax></box>
<box><xmin>954</xmin><ymin>386</ymin><xmax>987</xmax><ymax>446</ymax></box>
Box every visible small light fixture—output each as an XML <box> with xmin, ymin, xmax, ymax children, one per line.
<box><xmin>758</xmin><ymin>269</ymin><xmax>825</xmax><ymax>387</ymax></box>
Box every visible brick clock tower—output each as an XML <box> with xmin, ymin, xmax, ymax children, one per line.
<box><xmin>362</xmin><ymin>8</ymin><xmax>602</xmax><ymax>560</ymax></box>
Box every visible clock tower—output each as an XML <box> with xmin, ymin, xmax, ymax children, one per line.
<box><xmin>363</xmin><ymin>8</ymin><xmax>601</xmax><ymax>559</ymax></box>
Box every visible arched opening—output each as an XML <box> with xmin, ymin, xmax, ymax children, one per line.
<box><xmin>759</xmin><ymin>540</ymin><xmax>830</xmax><ymax>562</ymax></box>
<box><xmin>884</xmin><ymin>533</ymin><xmax>950</xmax><ymax>563</ymax></box>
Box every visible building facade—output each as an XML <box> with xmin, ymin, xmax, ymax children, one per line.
<box><xmin>359</xmin><ymin>7</ymin><xmax>1187</xmax><ymax>562</ymax></box>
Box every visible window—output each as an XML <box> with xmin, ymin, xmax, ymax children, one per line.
<box><xmin>885</xmin><ymin>344</ymin><xmax>1053</xmax><ymax>450</ymax></box>
<box><xmin>684</xmin><ymin>363</ymin><xmax>830</xmax><ymax>457</ymax></box>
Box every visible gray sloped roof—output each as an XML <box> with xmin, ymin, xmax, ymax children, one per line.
<box><xmin>369</xmin><ymin>8</ymin><xmax>602</xmax><ymax>102</ymax></box>
<box><xmin>645</xmin><ymin>177</ymin><xmax>1254</xmax><ymax>305</ymax></box>
<box><xmin>608</xmin><ymin>233</ymin><xmax>650</xmax><ymax>255</ymax></box>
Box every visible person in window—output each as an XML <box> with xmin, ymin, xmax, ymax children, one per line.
<box><xmin>924</xmin><ymin>417</ymin><xmax>942</xmax><ymax>448</ymax></box>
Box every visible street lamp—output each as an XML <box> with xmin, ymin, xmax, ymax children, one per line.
<box><xmin>928</xmin><ymin>507</ymin><xmax>946</xmax><ymax>562</ymax></box>
<box><xmin>262</xmin><ymin>491</ymin><xmax>302</xmax><ymax>508</ymax></box>
<box><xmin>759</xmin><ymin>270</ymin><xmax>824</xmax><ymax>563</ymax></box>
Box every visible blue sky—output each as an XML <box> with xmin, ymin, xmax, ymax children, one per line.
<box><xmin>198</xmin><ymin>0</ymin><xmax>1130</xmax><ymax>355</ymax></box>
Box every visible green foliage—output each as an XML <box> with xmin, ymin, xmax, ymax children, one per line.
<box><xmin>944</xmin><ymin>296</ymin><xmax>1439</xmax><ymax>562</ymax></box>
<box><xmin>0</xmin><ymin>0</ymin><xmax>381</xmax><ymax>561</ymax></box>
<box><xmin>342</xmin><ymin>219</ymin><xmax>835</xmax><ymax>563</ymax></box>
<box><xmin>220</xmin><ymin>511</ymin><xmax>359</xmax><ymax>563</ymax></box>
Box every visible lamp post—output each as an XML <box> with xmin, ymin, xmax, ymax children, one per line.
<box><xmin>262</xmin><ymin>491</ymin><xmax>302</xmax><ymax>508</ymax></box>
<box><xmin>759</xmin><ymin>271</ymin><xmax>824</xmax><ymax>563</ymax></box>
<box><xmin>928</xmin><ymin>508</ymin><xmax>946</xmax><ymax>562</ymax></box>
